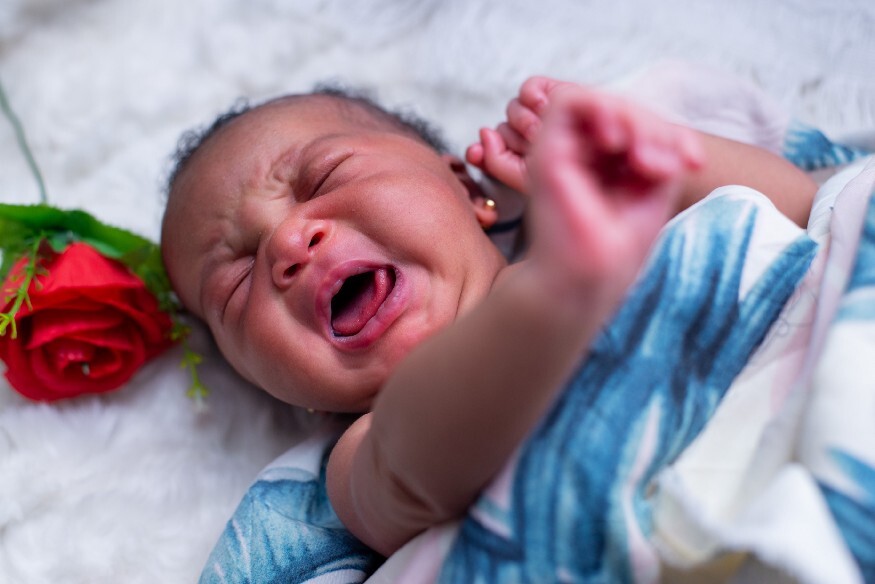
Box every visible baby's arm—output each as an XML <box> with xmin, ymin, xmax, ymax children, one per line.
<box><xmin>468</xmin><ymin>76</ymin><xmax>816</xmax><ymax>226</ymax></box>
<box><xmin>327</xmin><ymin>85</ymin><xmax>703</xmax><ymax>556</ymax></box>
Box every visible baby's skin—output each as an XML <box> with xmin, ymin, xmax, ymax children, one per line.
<box><xmin>162</xmin><ymin>76</ymin><xmax>816</xmax><ymax>557</ymax></box>
<box><xmin>327</xmin><ymin>80</ymin><xmax>708</xmax><ymax>555</ymax></box>
<box><xmin>329</xmin><ymin>78</ymin><xmax>817</xmax><ymax>555</ymax></box>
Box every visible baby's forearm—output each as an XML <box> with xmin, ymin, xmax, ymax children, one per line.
<box><xmin>677</xmin><ymin>132</ymin><xmax>816</xmax><ymax>226</ymax></box>
<box><xmin>327</xmin><ymin>263</ymin><xmax>617</xmax><ymax>555</ymax></box>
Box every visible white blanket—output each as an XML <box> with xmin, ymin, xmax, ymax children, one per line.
<box><xmin>1</xmin><ymin>1</ymin><xmax>875</xmax><ymax>582</ymax></box>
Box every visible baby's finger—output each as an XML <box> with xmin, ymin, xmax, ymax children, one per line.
<box><xmin>556</xmin><ymin>91</ymin><xmax>679</xmax><ymax>182</ymax></box>
<box><xmin>479</xmin><ymin>127</ymin><xmax>527</xmax><ymax>192</ymax></box>
<box><xmin>506</xmin><ymin>98</ymin><xmax>541</xmax><ymax>142</ymax></box>
<box><xmin>478</xmin><ymin>127</ymin><xmax>509</xmax><ymax>167</ymax></box>
<box><xmin>518</xmin><ymin>76</ymin><xmax>565</xmax><ymax>114</ymax></box>
<box><xmin>586</xmin><ymin>95</ymin><xmax>627</xmax><ymax>153</ymax></box>
<box><xmin>626</xmin><ymin>118</ymin><xmax>687</xmax><ymax>181</ymax></box>
<box><xmin>677</xmin><ymin>126</ymin><xmax>706</xmax><ymax>170</ymax></box>
<box><xmin>466</xmin><ymin>141</ymin><xmax>485</xmax><ymax>168</ymax></box>
<box><xmin>548</xmin><ymin>88</ymin><xmax>629</xmax><ymax>154</ymax></box>
<box><xmin>497</xmin><ymin>122</ymin><xmax>529</xmax><ymax>156</ymax></box>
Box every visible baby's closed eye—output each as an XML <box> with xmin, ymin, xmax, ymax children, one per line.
<box><xmin>299</xmin><ymin>150</ymin><xmax>354</xmax><ymax>201</ymax></box>
<box><xmin>219</xmin><ymin>256</ymin><xmax>255</xmax><ymax>322</ymax></box>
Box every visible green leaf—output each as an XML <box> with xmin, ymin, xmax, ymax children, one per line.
<box><xmin>0</xmin><ymin>204</ymin><xmax>153</xmax><ymax>259</ymax></box>
<box><xmin>46</xmin><ymin>231</ymin><xmax>73</xmax><ymax>253</ymax></box>
<box><xmin>0</xmin><ymin>216</ymin><xmax>32</xmax><ymax>250</ymax></box>
<box><xmin>0</xmin><ymin>251</ymin><xmax>18</xmax><ymax>280</ymax></box>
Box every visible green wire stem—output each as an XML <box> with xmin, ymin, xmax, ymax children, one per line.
<box><xmin>0</xmin><ymin>77</ymin><xmax>48</xmax><ymax>204</ymax></box>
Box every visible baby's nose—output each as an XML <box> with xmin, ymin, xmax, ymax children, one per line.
<box><xmin>268</xmin><ymin>218</ymin><xmax>328</xmax><ymax>289</ymax></box>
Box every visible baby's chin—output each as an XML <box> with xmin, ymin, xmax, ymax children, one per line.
<box><xmin>319</xmin><ymin>343</ymin><xmax>422</xmax><ymax>413</ymax></box>
<box><xmin>265</xmin><ymin>369</ymin><xmax>384</xmax><ymax>414</ymax></box>
<box><xmin>246</xmin><ymin>304</ymin><xmax>453</xmax><ymax>413</ymax></box>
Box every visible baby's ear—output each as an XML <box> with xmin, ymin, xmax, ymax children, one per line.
<box><xmin>442</xmin><ymin>154</ymin><xmax>498</xmax><ymax>230</ymax></box>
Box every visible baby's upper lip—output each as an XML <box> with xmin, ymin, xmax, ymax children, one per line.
<box><xmin>315</xmin><ymin>260</ymin><xmax>403</xmax><ymax>350</ymax></box>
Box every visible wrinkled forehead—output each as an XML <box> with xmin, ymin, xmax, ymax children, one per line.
<box><xmin>180</xmin><ymin>95</ymin><xmax>357</xmax><ymax>178</ymax></box>
<box><xmin>162</xmin><ymin>95</ymin><xmax>393</xmax><ymax>234</ymax></box>
<box><xmin>166</xmin><ymin>94</ymin><xmax>405</xmax><ymax>209</ymax></box>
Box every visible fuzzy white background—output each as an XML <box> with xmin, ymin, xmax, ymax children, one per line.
<box><xmin>0</xmin><ymin>1</ymin><xmax>873</xmax><ymax>583</ymax></box>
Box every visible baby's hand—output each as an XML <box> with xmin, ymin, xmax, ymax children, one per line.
<box><xmin>466</xmin><ymin>77</ymin><xmax>567</xmax><ymax>193</ymax></box>
<box><xmin>526</xmin><ymin>83</ymin><xmax>704</xmax><ymax>305</ymax></box>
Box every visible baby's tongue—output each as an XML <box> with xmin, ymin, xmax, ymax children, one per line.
<box><xmin>331</xmin><ymin>268</ymin><xmax>394</xmax><ymax>337</ymax></box>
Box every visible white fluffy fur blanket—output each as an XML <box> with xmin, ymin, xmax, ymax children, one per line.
<box><xmin>1</xmin><ymin>1</ymin><xmax>874</xmax><ymax>582</ymax></box>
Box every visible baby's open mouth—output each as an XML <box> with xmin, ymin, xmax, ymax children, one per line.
<box><xmin>330</xmin><ymin>267</ymin><xmax>397</xmax><ymax>337</ymax></box>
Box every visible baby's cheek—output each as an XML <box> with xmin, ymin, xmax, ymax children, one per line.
<box><xmin>391</xmin><ymin>308</ymin><xmax>454</xmax><ymax>362</ymax></box>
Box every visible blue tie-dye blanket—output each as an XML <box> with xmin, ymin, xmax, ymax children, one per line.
<box><xmin>201</xmin><ymin>141</ymin><xmax>875</xmax><ymax>583</ymax></box>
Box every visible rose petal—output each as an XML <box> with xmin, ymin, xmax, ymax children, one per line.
<box><xmin>16</xmin><ymin>294</ymin><xmax>171</xmax><ymax>352</ymax></box>
<box><xmin>2</xmin><ymin>292</ymin><xmax>102</xmax><ymax>315</ymax></box>
<box><xmin>67</xmin><ymin>324</ymin><xmax>138</xmax><ymax>351</ymax></box>
<box><xmin>42</xmin><ymin>338</ymin><xmax>96</xmax><ymax>372</ymax></box>
<box><xmin>87</xmin><ymin>336</ymin><xmax>145</xmax><ymax>378</ymax></box>
<box><xmin>24</xmin><ymin>309</ymin><xmax>126</xmax><ymax>349</ymax></box>
<box><xmin>96</xmin><ymin>297</ymin><xmax>172</xmax><ymax>346</ymax></box>
<box><xmin>41</xmin><ymin>343</ymin><xmax>128</xmax><ymax>381</ymax></box>
<box><xmin>32</xmin><ymin>243</ymin><xmax>146</xmax><ymax>296</ymax></box>
<box><xmin>24</xmin><ymin>290</ymin><xmax>171</xmax><ymax>347</ymax></box>
<box><xmin>0</xmin><ymin>333</ymin><xmax>50</xmax><ymax>401</ymax></box>
<box><xmin>3</xmin><ymin>243</ymin><xmax>156</xmax><ymax>318</ymax></box>
<box><xmin>28</xmin><ymin>337</ymin><xmax>144</xmax><ymax>399</ymax></box>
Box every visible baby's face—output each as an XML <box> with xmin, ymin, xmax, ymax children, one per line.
<box><xmin>163</xmin><ymin>97</ymin><xmax>506</xmax><ymax>412</ymax></box>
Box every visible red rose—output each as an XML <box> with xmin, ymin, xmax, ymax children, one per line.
<box><xmin>0</xmin><ymin>242</ymin><xmax>173</xmax><ymax>401</ymax></box>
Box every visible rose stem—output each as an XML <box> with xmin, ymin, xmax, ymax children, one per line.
<box><xmin>0</xmin><ymin>77</ymin><xmax>48</xmax><ymax>204</ymax></box>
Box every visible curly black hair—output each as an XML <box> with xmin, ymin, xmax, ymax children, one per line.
<box><xmin>166</xmin><ymin>82</ymin><xmax>449</xmax><ymax>195</ymax></box>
